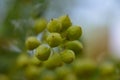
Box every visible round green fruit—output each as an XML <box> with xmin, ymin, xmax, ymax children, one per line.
<box><xmin>73</xmin><ymin>59</ymin><xmax>97</xmax><ymax>76</ymax></box>
<box><xmin>35</xmin><ymin>45</ymin><xmax>51</xmax><ymax>61</ymax></box>
<box><xmin>44</xmin><ymin>53</ymin><xmax>63</xmax><ymax>69</ymax></box>
<box><xmin>60</xmin><ymin>50</ymin><xmax>75</xmax><ymax>64</ymax></box>
<box><xmin>58</xmin><ymin>15</ymin><xmax>72</xmax><ymax>32</ymax></box>
<box><xmin>25</xmin><ymin>65</ymin><xmax>40</xmax><ymax>79</ymax></box>
<box><xmin>25</xmin><ymin>36</ymin><xmax>40</xmax><ymax>50</ymax></box>
<box><xmin>47</xmin><ymin>19</ymin><xmax>62</xmax><ymax>32</ymax></box>
<box><xmin>30</xmin><ymin>56</ymin><xmax>42</xmax><ymax>66</ymax></box>
<box><xmin>34</xmin><ymin>18</ymin><xmax>47</xmax><ymax>34</ymax></box>
<box><xmin>55</xmin><ymin>66</ymin><xmax>71</xmax><ymax>79</ymax></box>
<box><xmin>66</xmin><ymin>26</ymin><xmax>82</xmax><ymax>40</ymax></box>
<box><xmin>16</xmin><ymin>54</ymin><xmax>29</xmax><ymax>68</ymax></box>
<box><xmin>46</xmin><ymin>33</ymin><xmax>63</xmax><ymax>47</ymax></box>
<box><xmin>99</xmin><ymin>62</ymin><xmax>116</xmax><ymax>76</ymax></box>
<box><xmin>64</xmin><ymin>40</ymin><xmax>83</xmax><ymax>54</ymax></box>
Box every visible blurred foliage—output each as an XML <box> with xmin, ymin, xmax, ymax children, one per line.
<box><xmin>0</xmin><ymin>0</ymin><xmax>48</xmax><ymax>74</ymax></box>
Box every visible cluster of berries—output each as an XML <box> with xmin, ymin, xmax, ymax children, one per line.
<box><xmin>25</xmin><ymin>15</ymin><xmax>83</xmax><ymax>69</ymax></box>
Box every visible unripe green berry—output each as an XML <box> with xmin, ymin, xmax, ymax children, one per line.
<box><xmin>25</xmin><ymin>65</ymin><xmax>40</xmax><ymax>79</ymax></box>
<box><xmin>55</xmin><ymin>66</ymin><xmax>71</xmax><ymax>79</ymax></box>
<box><xmin>47</xmin><ymin>19</ymin><xmax>62</xmax><ymax>32</ymax></box>
<box><xmin>66</xmin><ymin>26</ymin><xmax>82</xmax><ymax>40</ymax></box>
<box><xmin>73</xmin><ymin>59</ymin><xmax>97</xmax><ymax>76</ymax></box>
<box><xmin>34</xmin><ymin>18</ymin><xmax>47</xmax><ymax>34</ymax></box>
<box><xmin>64</xmin><ymin>40</ymin><xmax>83</xmax><ymax>54</ymax></box>
<box><xmin>35</xmin><ymin>45</ymin><xmax>51</xmax><ymax>61</ymax></box>
<box><xmin>16</xmin><ymin>54</ymin><xmax>29</xmax><ymax>68</ymax></box>
<box><xmin>58</xmin><ymin>15</ymin><xmax>72</xmax><ymax>32</ymax></box>
<box><xmin>46</xmin><ymin>33</ymin><xmax>63</xmax><ymax>47</ymax></box>
<box><xmin>25</xmin><ymin>36</ymin><xmax>40</xmax><ymax>50</ymax></box>
<box><xmin>99</xmin><ymin>63</ymin><xmax>116</xmax><ymax>76</ymax></box>
<box><xmin>30</xmin><ymin>56</ymin><xmax>42</xmax><ymax>66</ymax></box>
<box><xmin>60</xmin><ymin>49</ymin><xmax>75</xmax><ymax>64</ymax></box>
<box><xmin>44</xmin><ymin>53</ymin><xmax>63</xmax><ymax>69</ymax></box>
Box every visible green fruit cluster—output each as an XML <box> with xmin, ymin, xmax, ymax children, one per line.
<box><xmin>1</xmin><ymin>15</ymin><xmax>119</xmax><ymax>80</ymax></box>
<box><xmin>14</xmin><ymin>15</ymin><xmax>118</xmax><ymax>80</ymax></box>
<box><xmin>25</xmin><ymin>15</ymin><xmax>83</xmax><ymax>69</ymax></box>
